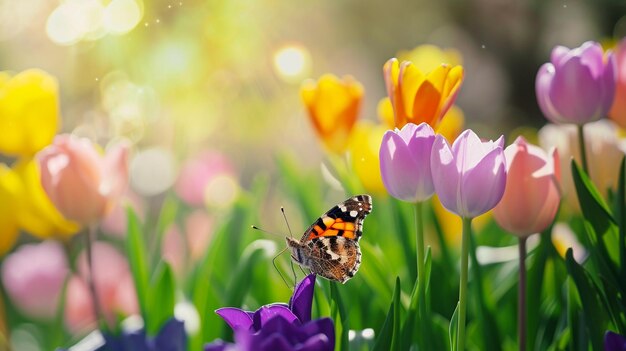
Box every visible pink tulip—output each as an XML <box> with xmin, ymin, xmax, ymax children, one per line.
<box><xmin>379</xmin><ymin>122</ymin><xmax>436</xmax><ymax>202</ymax></box>
<box><xmin>536</xmin><ymin>41</ymin><xmax>616</xmax><ymax>125</ymax></box>
<box><xmin>100</xmin><ymin>190</ymin><xmax>145</xmax><ymax>237</ymax></box>
<box><xmin>163</xmin><ymin>210</ymin><xmax>214</xmax><ymax>276</ymax></box>
<box><xmin>174</xmin><ymin>151</ymin><xmax>235</xmax><ymax>207</ymax></box>
<box><xmin>431</xmin><ymin>129</ymin><xmax>507</xmax><ymax>218</ymax></box>
<box><xmin>493</xmin><ymin>137</ymin><xmax>561</xmax><ymax>237</ymax></box>
<box><xmin>64</xmin><ymin>242</ymin><xmax>138</xmax><ymax>334</ymax></box>
<box><xmin>38</xmin><ymin>134</ymin><xmax>129</xmax><ymax>225</ymax></box>
<box><xmin>1</xmin><ymin>241</ymin><xmax>68</xmax><ymax>320</ymax></box>
<box><xmin>609</xmin><ymin>38</ymin><xmax>626</xmax><ymax>128</ymax></box>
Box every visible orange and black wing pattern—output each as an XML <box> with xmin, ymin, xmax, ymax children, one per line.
<box><xmin>301</xmin><ymin>194</ymin><xmax>372</xmax><ymax>242</ymax></box>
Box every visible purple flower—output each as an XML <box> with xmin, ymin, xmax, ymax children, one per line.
<box><xmin>379</xmin><ymin>122</ymin><xmax>436</xmax><ymax>202</ymax></box>
<box><xmin>605</xmin><ymin>331</ymin><xmax>626</xmax><ymax>351</ymax></box>
<box><xmin>204</xmin><ymin>274</ymin><xmax>334</xmax><ymax>351</ymax></box>
<box><xmin>57</xmin><ymin>318</ymin><xmax>186</xmax><ymax>351</ymax></box>
<box><xmin>431</xmin><ymin>129</ymin><xmax>507</xmax><ymax>218</ymax></box>
<box><xmin>536</xmin><ymin>41</ymin><xmax>616</xmax><ymax>125</ymax></box>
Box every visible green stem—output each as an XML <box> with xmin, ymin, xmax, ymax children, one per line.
<box><xmin>85</xmin><ymin>225</ymin><xmax>104</xmax><ymax>328</ymax></box>
<box><xmin>415</xmin><ymin>201</ymin><xmax>427</xmax><ymax>348</ymax></box>
<box><xmin>577</xmin><ymin>124</ymin><xmax>589</xmax><ymax>175</ymax></box>
<box><xmin>518</xmin><ymin>236</ymin><xmax>527</xmax><ymax>351</ymax></box>
<box><xmin>458</xmin><ymin>217</ymin><xmax>472</xmax><ymax>351</ymax></box>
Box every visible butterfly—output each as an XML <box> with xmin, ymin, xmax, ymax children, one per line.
<box><xmin>286</xmin><ymin>194</ymin><xmax>372</xmax><ymax>283</ymax></box>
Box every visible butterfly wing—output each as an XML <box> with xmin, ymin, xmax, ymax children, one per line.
<box><xmin>294</xmin><ymin>194</ymin><xmax>371</xmax><ymax>283</ymax></box>
<box><xmin>300</xmin><ymin>194</ymin><xmax>372</xmax><ymax>242</ymax></box>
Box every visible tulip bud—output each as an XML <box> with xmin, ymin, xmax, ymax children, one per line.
<box><xmin>37</xmin><ymin>135</ymin><xmax>129</xmax><ymax>225</ymax></box>
<box><xmin>431</xmin><ymin>129</ymin><xmax>507</xmax><ymax>218</ymax></box>
<box><xmin>493</xmin><ymin>137</ymin><xmax>561</xmax><ymax>237</ymax></box>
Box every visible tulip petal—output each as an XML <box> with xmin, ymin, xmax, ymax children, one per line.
<box><xmin>431</xmin><ymin>134</ymin><xmax>461</xmax><ymax>215</ymax></box>
<box><xmin>216</xmin><ymin>307</ymin><xmax>254</xmax><ymax>331</ymax></box>
<box><xmin>604</xmin><ymin>331</ymin><xmax>626</xmax><ymax>351</ymax></box>
<box><xmin>550</xmin><ymin>55</ymin><xmax>603</xmax><ymax>123</ymax></box>
<box><xmin>253</xmin><ymin>304</ymin><xmax>298</xmax><ymax>331</ymax></box>
<box><xmin>154</xmin><ymin>318</ymin><xmax>187</xmax><ymax>351</ymax></box>
<box><xmin>460</xmin><ymin>146</ymin><xmax>506</xmax><ymax>218</ymax></box>
<box><xmin>536</xmin><ymin>63</ymin><xmax>562</xmax><ymax>123</ymax></box>
<box><xmin>289</xmin><ymin>274</ymin><xmax>315</xmax><ymax>323</ymax></box>
<box><xmin>380</xmin><ymin>131</ymin><xmax>420</xmax><ymax>202</ymax></box>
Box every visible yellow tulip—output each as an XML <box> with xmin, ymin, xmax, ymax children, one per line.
<box><xmin>397</xmin><ymin>44</ymin><xmax>463</xmax><ymax>73</ymax></box>
<box><xmin>0</xmin><ymin>165</ymin><xmax>21</xmax><ymax>256</ymax></box>
<box><xmin>0</xmin><ymin>159</ymin><xmax>79</xmax><ymax>255</ymax></box>
<box><xmin>301</xmin><ymin>74</ymin><xmax>363</xmax><ymax>154</ymax></box>
<box><xmin>348</xmin><ymin>121</ymin><xmax>387</xmax><ymax>195</ymax></box>
<box><xmin>383</xmin><ymin>58</ymin><xmax>463</xmax><ymax>129</ymax></box>
<box><xmin>13</xmin><ymin>159</ymin><xmax>80</xmax><ymax>239</ymax></box>
<box><xmin>0</xmin><ymin>69</ymin><xmax>60</xmax><ymax>157</ymax></box>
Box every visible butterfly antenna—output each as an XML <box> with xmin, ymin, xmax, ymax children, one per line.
<box><xmin>281</xmin><ymin>207</ymin><xmax>298</xmax><ymax>288</ymax></box>
<box><xmin>251</xmin><ymin>225</ymin><xmax>293</xmax><ymax>289</ymax></box>
<box><xmin>281</xmin><ymin>207</ymin><xmax>294</xmax><ymax>239</ymax></box>
<box><xmin>272</xmin><ymin>246</ymin><xmax>292</xmax><ymax>289</ymax></box>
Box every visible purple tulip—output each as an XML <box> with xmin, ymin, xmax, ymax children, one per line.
<box><xmin>379</xmin><ymin>122</ymin><xmax>436</xmax><ymax>202</ymax></box>
<box><xmin>431</xmin><ymin>129</ymin><xmax>507</xmax><ymax>218</ymax></box>
<box><xmin>605</xmin><ymin>331</ymin><xmax>626</xmax><ymax>351</ymax></box>
<box><xmin>204</xmin><ymin>274</ymin><xmax>335</xmax><ymax>351</ymax></box>
<box><xmin>536</xmin><ymin>41</ymin><xmax>616</xmax><ymax>125</ymax></box>
<box><xmin>56</xmin><ymin>318</ymin><xmax>186</xmax><ymax>351</ymax></box>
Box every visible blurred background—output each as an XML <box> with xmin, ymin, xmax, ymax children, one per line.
<box><xmin>1</xmin><ymin>0</ymin><xmax>625</xmax><ymax>189</ymax></box>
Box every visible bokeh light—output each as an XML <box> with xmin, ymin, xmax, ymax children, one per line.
<box><xmin>273</xmin><ymin>44</ymin><xmax>312</xmax><ymax>83</ymax></box>
<box><xmin>130</xmin><ymin>147</ymin><xmax>177</xmax><ymax>197</ymax></box>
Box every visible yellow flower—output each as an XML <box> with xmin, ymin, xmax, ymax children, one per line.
<box><xmin>301</xmin><ymin>74</ymin><xmax>363</xmax><ymax>154</ymax></box>
<box><xmin>378</xmin><ymin>97</ymin><xmax>464</xmax><ymax>143</ymax></box>
<box><xmin>383</xmin><ymin>57</ymin><xmax>463</xmax><ymax>129</ymax></box>
<box><xmin>13</xmin><ymin>158</ymin><xmax>80</xmax><ymax>239</ymax></box>
<box><xmin>397</xmin><ymin>44</ymin><xmax>463</xmax><ymax>73</ymax></box>
<box><xmin>0</xmin><ymin>165</ymin><xmax>21</xmax><ymax>256</ymax></box>
<box><xmin>348</xmin><ymin>121</ymin><xmax>387</xmax><ymax>195</ymax></box>
<box><xmin>0</xmin><ymin>69</ymin><xmax>60</xmax><ymax>157</ymax></box>
<box><xmin>0</xmin><ymin>159</ymin><xmax>79</xmax><ymax>255</ymax></box>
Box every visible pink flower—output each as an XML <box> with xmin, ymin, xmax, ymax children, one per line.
<box><xmin>536</xmin><ymin>41</ymin><xmax>616</xmax><ymax>125</ymax></box>
<box><xmin>163</xmin><ymin>210</ymin><xmax>214</xmax><ymax>276</ymax></box>
<box><xmin>609</xmin><ymin>38</ymin><xmax>626</xmax><ymax>128</ymax></box>
<box><xmin>100</xmin><ymin>190</ymin><xmax>145</xmax><ymax>237</ymax></box>
<box><xmin>64</xmin><ymin>242</ymin><xmax>138</xmax><ymax>334</ymax></box>
<box><xmin>174</xmin><ymin>151</ymin><xmax>235</xmax><ymax>207</ymax></box>
<box><xmin>1</xmin><ymin>241</ymin><xmax>68</xmax><ymax>320</ymax></box>
<box><xmin>37</xmin><ymin>134</ymin><xmax>129</xmax><ymax>225</ymax></box>
<box><xmin>379</xmin><ymin>122</ymin><xmax>435</xmax><ymax>202</ymax></box>
<box><xmin>431</xmin><ymin>129</ymin><xmax>507</xmax><ymax>218</ymax></box>
<box><xmin>493</xmin><ymin>137</ymin><xmax>561</xmax><ymax>237</ymax></box>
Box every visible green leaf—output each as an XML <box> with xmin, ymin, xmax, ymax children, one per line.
<box><xmin>391</xmin><ymin>277</ymin><xmax>402</xmax><ymax>351</ymax></box>
<box><xmin>617</xmin><ymin>157</ymin><xmax>626</xmax><ymax>291</ymax></box>
<box><xmin>571</xmin><ymin>159</ymin><xmax>617</xmax><ymax>239</ymax></box>
<box><xmin>330</xmin><ymin>282</ymin><xmax>349</xmax><ymax>351</ymax></box>
<box><xmin>147</xmin><ymin>262</ymin><xmax>176</xmax><ymax>335</ymax></box>
<box><xmin>225</xmin><ymin>242</ymin><xmax>272</xmax><ymax>309</ymax></box>
<box><xmin>373</xmin><ymin>277</ymin><xmax>401</xmax><ymax>351</ymax></box>
<box><xmin>449</xmin><ymin>302</ymin><xmax>459</xmax><ymax>351</ymax></box>
<box><xmin>564</xmin><ymin>248</ymin><xmax>607</xmax><ymax>350</ymax></box>
<box><xmin>126</xmin><ymin>207</ymin><xmax>149</xmax><ymax>321</ymax></box>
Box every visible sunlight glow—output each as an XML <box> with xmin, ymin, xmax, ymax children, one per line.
<box><xmin>273</xmin><ymin>44</ymin><xmax>311</xmax><ymax>82</ymax></box>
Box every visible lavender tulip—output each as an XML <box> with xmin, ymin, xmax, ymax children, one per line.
<box><xmin>205</xmin><ymin>274</ymin><xmax>335</xmax><ymax>351</ymax></box>
<box><xmin>431</xmin><ymin>129</ymin><xmax>507</xmax><ymax>218</ymax></box>
<box><xmin>379</xmin><ymin>122</ymin><xmax>435</xmax><ymax>202</ymax></box>
<box><xmin>536</xmin><ymin>41</ymin><xmax>616</xmax><ymax>125</ymax></box>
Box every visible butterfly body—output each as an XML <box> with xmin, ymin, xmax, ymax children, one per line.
<box><xmin>286</xmin><ymin>194</ymin><xmax>372</xmax><ymax>283</ymax></box>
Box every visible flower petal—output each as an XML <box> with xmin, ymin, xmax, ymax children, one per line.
<box><xmin>289</xmin><ymin>274</ymin><xmax>316</xmax><ymax>323</ymax></box>
<box><xmin>252</xmin><ymin>304</ymin><xmax>297</xmax><ymax>331</ymax></box>
<box><xmin>153</xmin><ymin>318</ymin><xmax>187</xmax><ymax>351</ymax></box>
<box><xmin>216</xmin><ymin>307</ymin><xmax>254</xmax><ymax>331</ymax></box>
<box><xmin>431</xmin><ymin>134</ymin><xmax>461</xmax><ymax>215</ymax></box>
<box><xmin>460</xmin><ymin>146</ymin><xmax>506</xmax><ymax>218</ymax></box>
